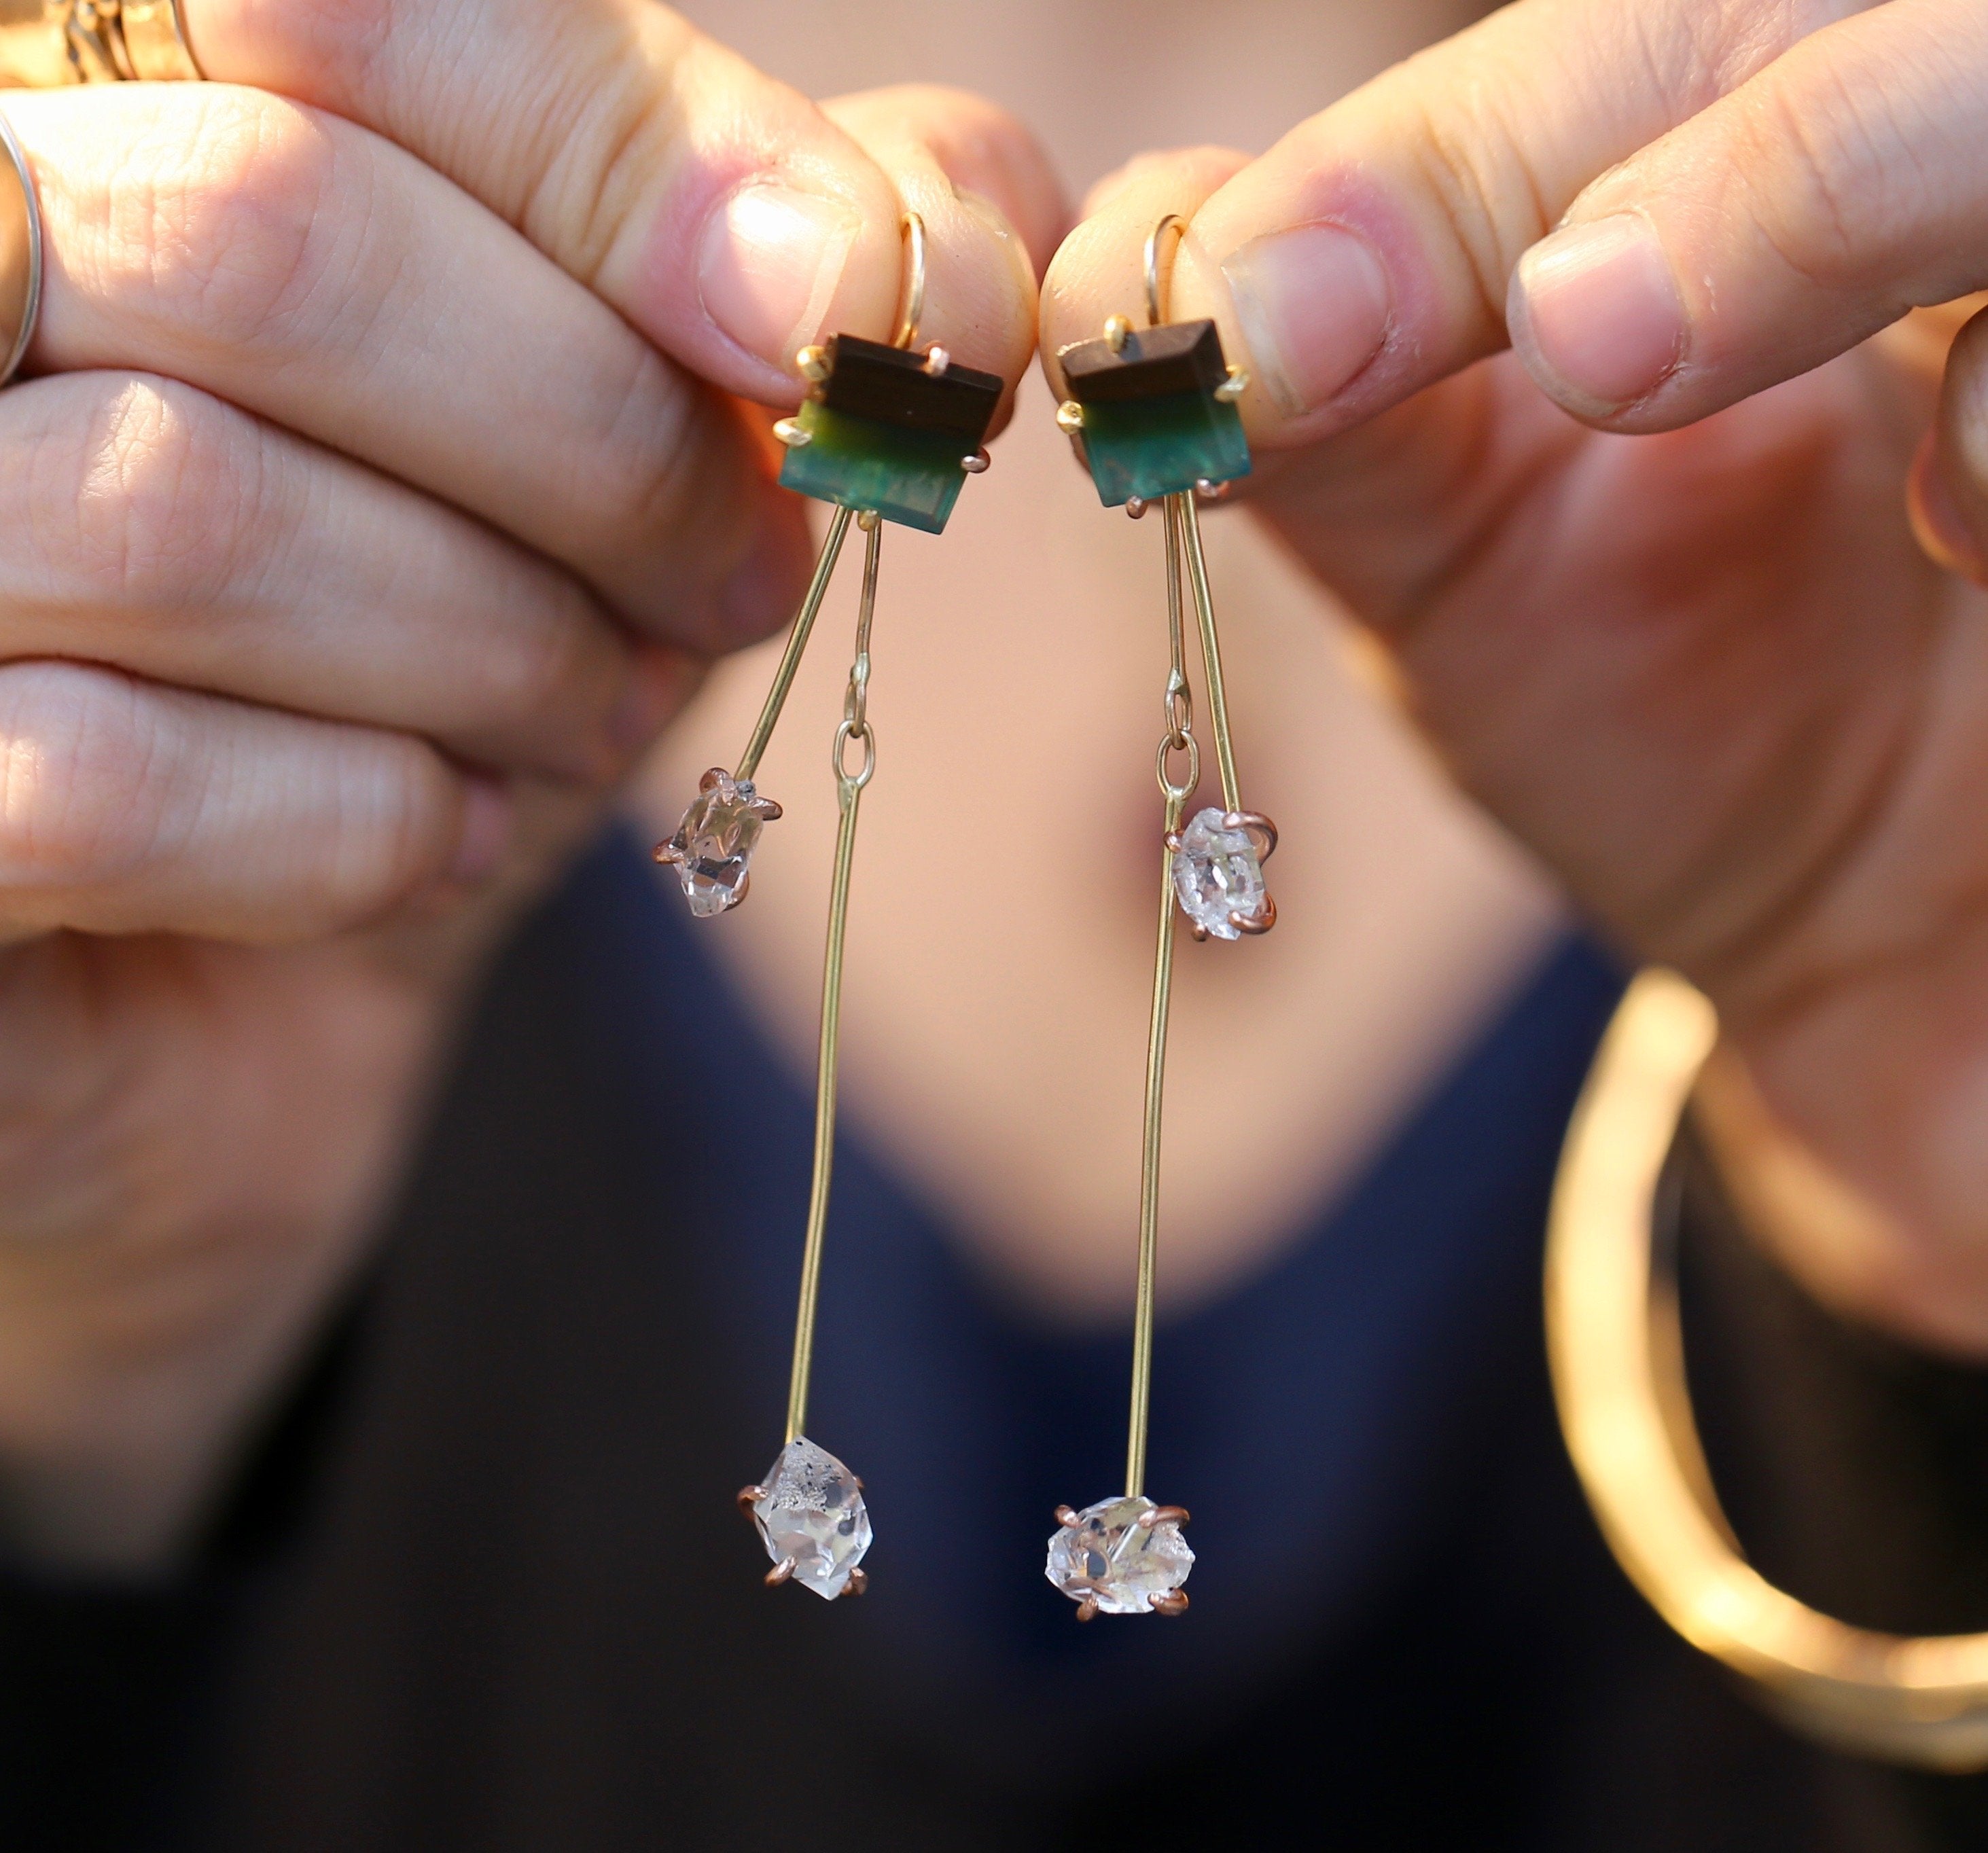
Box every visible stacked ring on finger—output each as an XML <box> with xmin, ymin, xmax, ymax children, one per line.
<box><xmin>0</xmin><ymin>0</ymin><xmax>199</xmax><ymax>384</ymax></box>
<box><xmin>0</xmin><ymin>0</ymin><xmax>202</xmax><ymax>87</ymax></box>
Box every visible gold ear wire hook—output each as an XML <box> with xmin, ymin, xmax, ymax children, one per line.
<box><xmin>1144</xmin><ymin>213</ymin><xmax>1185</xmax><ymax>328</ymax></box>
<box><xmin>893</xmin><ymin>211</ymin><xmax>926</xmax><ymax>351</ymax></box>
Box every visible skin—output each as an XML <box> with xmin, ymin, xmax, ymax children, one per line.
<box><xmin>646</xmin><ymin>0</ymin><xmax>1553</xmax><ymax>1324</ymax></box>
<box><xmin>0</xmin><ymin>0</ymin><xmax>1056</xmax><ymax>1570</ymax></box>
<box><xmin>1041</xmin><ymin>0</ymin><xmax>1988</xmax><ymax>1356</ymax></box>
<box><xmin>18</xmin><ymin>0</ymin><xmax>1988</xmax><ymax>1575</ymax></box>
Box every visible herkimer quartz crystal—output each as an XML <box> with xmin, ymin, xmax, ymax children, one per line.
<box><xmin>1046</xmin><ymin>1495</ymin><xmax>1193</xmax><ymax>1617</ymax></box>
<box><xmin>656</xmin><ymin>768</ymin><xmax>781</xmax><ymax>918</ymax></box>
<box><xmin>1169</xmin><ymin>806</ymin><xmax>1271</xmax><ymax>941</ymax></box>
<box><xmin>747</xmin><ymin>1437</ymin><xmax>872</xmax><ymax>1600</ymax></box>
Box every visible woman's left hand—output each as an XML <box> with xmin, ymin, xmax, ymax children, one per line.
<box><xmin>1041</xmin><ymin>0</ymin><xmax>1988</xmax><ymax>1352</ymax></box>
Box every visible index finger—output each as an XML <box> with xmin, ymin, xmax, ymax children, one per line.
<box><xmin>188</xmin><ymin>0</ymin><xmax>1037</xmax><ymax>404</ymax></box>
<box><xmin>1041</xmin><ymin>0</ymin><xmax>1875</xmax><ymax>448</ymax></box>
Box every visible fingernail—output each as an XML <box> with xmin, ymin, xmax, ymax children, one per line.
<box><xmin>1909</xmin><ymin>432</ymin><xmax>1988</xmax><ymax>581</ymax></box>
<box><xmin>1510</xmin><ymin>214</ymin><xmax>1685</xmax><ymax>417</ymax></box>
<box><xmin>1222</xmin><ymin>224</ymin><xmax>1391</xmax><ymax>416</ymax></box>
<box><xmin>450</xmin><ymin>777</ymin><xmax>512</xmax><ymax>884</ymax></box>
<box><xmin>698</xmin><ymin>183</ymin><xmax>861</xmax><ymax>373</ymax></box>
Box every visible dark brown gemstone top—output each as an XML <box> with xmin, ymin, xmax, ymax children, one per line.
<box><xmin>1058</xmin><ymin>319</ymin><xmax>1230</xmax><ymax>406</ymax></box>
<box><xmin>818</xmin><ymin>335</ymin><xmax>1003</xmax><ymax>442</ymax></box>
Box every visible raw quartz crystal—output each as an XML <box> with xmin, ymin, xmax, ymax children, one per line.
<box><xmin>1046</xmin><ymin>1495</ymin><xmax>1193</xmax><ymax>1616</ymax></box>
<box><xmin>749</xmin><ymin>1437</ymin><xmax>872</xmax><ymax>1600</ymax></box>
<box><xmin>658</xmin><ymin>768</ymin><xmax>777</xmax><ymax>917</ymax></box>
<box><xmin>1170</xmin><ymin>806</ymin><xmax>1270</xmax><ymax>941</ymax></box>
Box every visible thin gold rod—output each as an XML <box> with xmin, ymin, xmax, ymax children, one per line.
<box><xmin>1164</xmin><ymin>492</ymin><xmax>1187</xmax><ymax>709</ymax></box>
<box><xmin>783</xmin><ymin>516</ymin><xmax>883</xmax><ymax>1444</ymax></box>
<box><xmin>1127</xmin><ymin>789</ymin><xmax>1184</xmax><ymax>1499</ymax></box>
<box><xmin>736</xmin><ymin>504</ymin><xmax>854</xmax><ymax>784</ymax></box>
<box><xmin>1175</xmin><ymin>492</ymin><xmax>1241</xmax><ymax>814</ymax></box>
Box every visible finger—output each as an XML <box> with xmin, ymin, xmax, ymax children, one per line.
<box><xmin>0</xmin><ymin>372</ymin><xmax>681</xmax><ymax>782</ymax></box>
<box><xmin>0</xmin><ymin>660</ymin><xmax>505</xmax><ymax>943</ymax></box>
<box><xmin>823</xmin><ymin>84</ymin><xmax>1064</xmax><ymax>431</ymax></box>
<box><xmin>5</xmin><ymin>83</ymin><xmax>804</xmax><ymax>652</ymax></box>
<box><xmin>1038</xmin><ymin>0</ymin><xmax>1870</xmax><ymax>448</ymax></box>
<box><xmin>1039</xmin><ymin>147</ymin><xmax>1248</xmax><ymax>395</ymax></box>
<box><xmin>1910</xmin><ymin>305</ymin><xmax>1988</xmax><ymax>582</ymax></box>
<box><xmin>188</xmin><ymin>0</ymin><xmax>1037</xmax><ymax>406</ymax></box>
<box><xmin>1512</xmin><ymin>0</ymin><xmax>1988</xmax><ymax>431</ymax></box>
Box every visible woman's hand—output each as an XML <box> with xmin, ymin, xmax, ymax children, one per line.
<box><xmin>1041</xmin><ymin>0</ymin><xmax>1988</xmax><ymax>1353</ymax></box>
<box><xmin>0</xmin><ymin>0</ymin><xmax>1059</xmax><ymax>1568</ymax></box>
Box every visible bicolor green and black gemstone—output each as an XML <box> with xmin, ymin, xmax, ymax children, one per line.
<box><xmin>1057</xmin><ymin>319</ymin><xmax>1250</xmax><ymax>508</ymax></box>
<box><xmin>777</xmin><ymin>334</ymin><xmax>1003</xmax><ymax>535</ymax></box>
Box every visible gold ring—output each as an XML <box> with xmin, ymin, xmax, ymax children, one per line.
<box><xmin>1546</xmin><ymin>969</ymin><xmax>1988</xmax><ymax>1771</ymax></box>
<box><xmin>0</xmin><ymin>111</ymin><xmax>41</xmax><ymax>384</ymax></box>
<box><xmin>0</xmin><ymin>0</ymin><xmax>202</xmax><ymax>87</ymax></box>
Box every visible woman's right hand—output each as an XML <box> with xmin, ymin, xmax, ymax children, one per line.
<box><xmin>0</xmin><ymin>0</ymin><xmax>1060</xmax><ymax>1569</ymax></box>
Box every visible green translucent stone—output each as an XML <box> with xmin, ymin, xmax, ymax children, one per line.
<box><xmin>777</xmin><ymin>399</ymin><xmax>972</xmax><ymax>535</ymax></box>
<box><xmin>1078</xmin><ymin>390</ymin><xmax>1251</xmax><ymax>508</ymax></box>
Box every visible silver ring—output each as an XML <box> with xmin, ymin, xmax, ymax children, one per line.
<box><xmin>0</xmin><ymin>112</ymin><xmax>41</xmax><ymax>388</ymax></box>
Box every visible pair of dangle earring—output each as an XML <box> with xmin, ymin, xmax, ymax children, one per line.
<box><xmin>659</xmin><ymin>211</ymin><xmax>1274</xmax><ymax>1623</ymax></box>
<box><xmin>1040</xmin><ymin>216</ymin><xmax>1278</xmax><ymax>1619</ymax></box>
<box><xmin>654</xmin><ymin>214</ymin><xmax>1003</xmax><ymax>1602</ymax></box>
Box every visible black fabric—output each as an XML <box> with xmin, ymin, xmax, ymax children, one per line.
<box><xmin>7</xmin><ymin>842</ymin><xmax>1988</xmax><ymax>1848</ymax></box>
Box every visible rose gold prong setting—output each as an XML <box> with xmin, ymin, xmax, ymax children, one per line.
<box><xmin>1162</xmin><ymin>830</ymin><xmax>1184</xmax><ymax>855</ymax></box>
<box><xmin>1232</xmin><ymin>894</ymin><xmax>1277</xmax><ymax>935</ymax></box>
<box><xmin>737</xmin><ymin>1484</ymin><xmax>764</xmax><ymax>1515</ymax></box>
<box><xmin>1194</xmin><ymin>477</ymin><xmax>1229</xmax><ymax>502</ymax></box>
<box><xmin>764</xmin><ymin>1556</ymin><xmax>797</xmax><ymax>1587</ymax></box>
<box><xmin>923</xmin><ymin>344</ymin><xmax>951</xmax><ymax>376</ymax></box>
<box><xmin>857</xmin><ymin>507</ymin><xmax>881</xmax><ymax>531</ymax></box>
<box><xmin>698</xmin><ymin>768</ymin><xmax>724</xmax><ymax>793</ymax></box>
<box><xmin>1213</xmin><ymin>365</ymin><xmax>1249</xmax><ymax>403</ymax></box>
<box><xmin>845</xmin><ymin>1566</ymin><xmax>868</xmax><ymax>1596</ymax></box>
<box><xmin>750</xmin><ymin>797</ymin><xmax>783</xmax><ymax>822</ymax></box>
<box><xmin>1188</xmin><ymin>920</ymin><xmax>1209</xmax><ymax>942</ymax></box>
<box><xmin>652</xmin><ymin>841</ymin><xmax>682</xmax><ymax>866</ymax></box>
<box><xmin>1104</xmin><ymin>314</ymin><xmax>1132</xmax><ymax>353</ymax></box>
<box><xmin>1148</xmin><ymin>1506</ymin><xmax>1190</xmax><ymax>1529</ymax></box>
<box><xmin>773</xmin><ymin>417</ymin><xmax>810</xmax><ymax>448</ymax></box>
<box><xmin>1220</xmin><ymin>810</ymin><xmax>1278</xmax><ymax>861</ymax></box>
<box><xmin>1152</xmin><ymin>1589</ymin><xmax>1190</xmax><ymax>1617</ymax></box>
<box><xmin>1126</xmin><ymin>496</ymin><xmax>1149</xmax><ymax>520</ymax></box>
<box><xmin>1076</xmin><ymin>1596</ymin><xmax>1100</xmax><ymax>1622</ymax></box>
<box><xmin>795</xmin><ymin>344</ymin><xmax>831</xmax><ymax>384</ymax></box>
<box><xmin>961</xmin><ymin>448</ymin><xmax>990</xmax><ymax>473</ymax></box>
<box><xmin>1054</xmin><ymin>1505</ymin><xmax>1080</xmax><ymax>1528</ymax></box>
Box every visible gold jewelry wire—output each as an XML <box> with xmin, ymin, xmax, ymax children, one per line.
<box><xmin>775</xmin><ymin>212</ymin><xmax>923</xmax><ymax>1442</ymax></box>
<box><xmin>1124</xmin><ymin>211</ymin><xmax>1249</xmax><ymax>1494</ymax></box>
<box><xmin>785</xmin><ymin>512</ymin><xmax>881</xmax><ymax>1441</ymax></box>
<box><xmin>1143</xmin><ymin>211</ymin><xmax>1243</xmax><ymax>811</ymax></box>
<box><xmin>732</xmin><ymin>209</ymin><xmax>925</xmax><ymax>784</ymax></box>
<box><xmin>1127</xmin><ymin>496</ymin><xmax>1201</xmax><ymax>1496</ymax></box>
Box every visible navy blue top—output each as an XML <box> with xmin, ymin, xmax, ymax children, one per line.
<box><xmin>626</xmin><ymin>835</ymin><xmax>1624</xmax><ymax>1717</ymax></box>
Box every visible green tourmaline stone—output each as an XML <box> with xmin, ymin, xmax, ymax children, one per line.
<box><xmin>1076</xmin><ymin>389</ymin><xmax>1251</xmax><ymax>508</ymax></box>
<box><xmin>777</xmin><ymin>400</ymin><xmax>974</xmax><ymax>535</ymax></box>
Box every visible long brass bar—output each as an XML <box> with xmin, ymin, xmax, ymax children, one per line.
<box><xmin>783</xmin><ymin>516</ymin><xmax>881</xmax><ymax>1444</ymax></box>
<box><xmin>1176</xmin><ymin>491</ymin><xmax>1241</xmax><ymax>814</ymax></box>
<box><xmin>737</xmin><ymin>503</ymin><xmax>854</xmax><ymax>784</ymax></box>
<box><xmin>1126</xmin><ymin>786</ymin><xmax>1184</xmax><ymax>1500</ymax></box>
